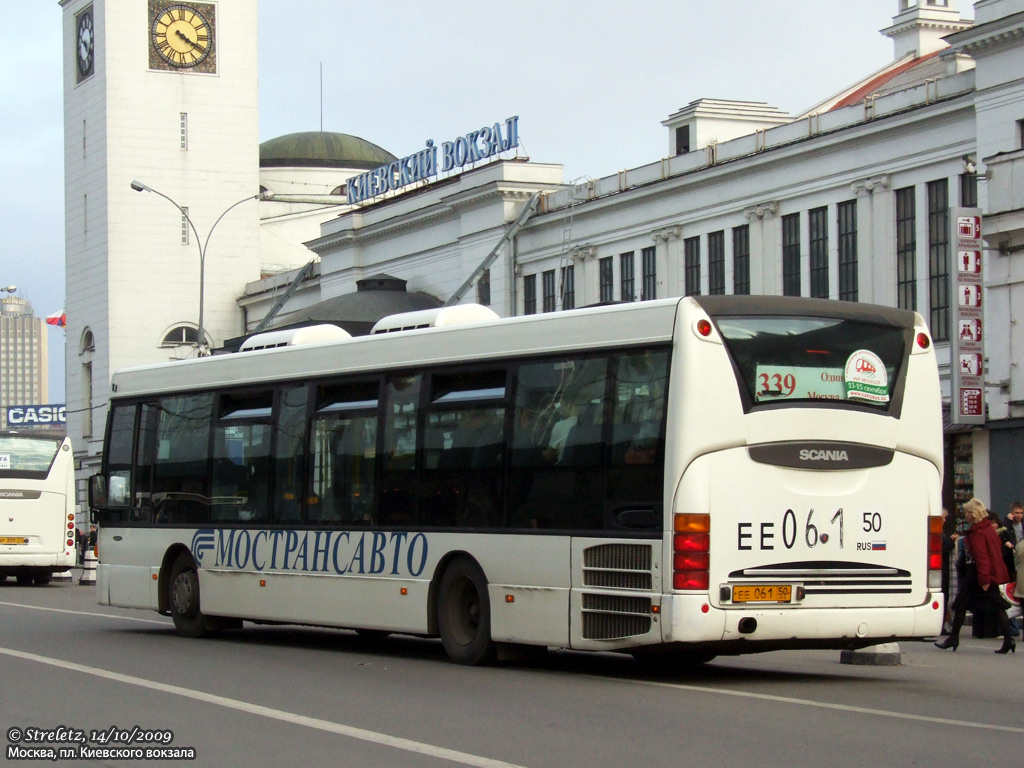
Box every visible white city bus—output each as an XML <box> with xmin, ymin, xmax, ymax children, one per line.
<box><xmin>0</xmin><ymin>432</ymin><xmax>78</xmax><ymax>585</ymax></box>
<box><xmin>89</xmin><ymin>296</ymin><xmax>944</xmax><ymax>665</ymax></box>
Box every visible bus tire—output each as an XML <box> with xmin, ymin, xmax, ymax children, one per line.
<box><xmin>168</xmin><ymin>553</ymin><xmax>209</xmax><ymax>638</ymax></box>
<box><xmin>437</xmin><ymin>558</ymin><xmax>497</xmax><ymax>666</ymax></box>
<box><xmin>16</xmin><ymin>574</ymin><xmax>33</xmax><ymax>586</ymax></box>
<box><xmin>33</xmin><ymin>573</ymin><xmax>52</xmax><ymax>586</ymax></box>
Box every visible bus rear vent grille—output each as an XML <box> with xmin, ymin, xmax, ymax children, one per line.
<box><xmin>583</xmin><ymin>543</ymin><xmax>653</xmax><ymax>590</ymax></box>
<box><xmin>581</xmin><ymin>594</ymin><xmax>652</xmax><ymax>640</ymax></box>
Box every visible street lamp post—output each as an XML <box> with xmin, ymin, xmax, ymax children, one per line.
<box><xmin>130</xmin><ymin>180</ymin><xmax>267</xmax><ymax>356</ymax></box>
<box><xmin>2</xmin><ymin>285</ymin><xmax>15</xmax><ymax>294</ymax></box>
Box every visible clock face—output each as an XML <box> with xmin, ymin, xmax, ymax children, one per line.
<box><xmin>76</xmin><ymin>7</ymin><xmax>94</xmax><ymax>82</ymax></box>
<box><xmin>151</xmin><ymin>3</ymin><xmax>213</xmax><ymax>69</ymax></box>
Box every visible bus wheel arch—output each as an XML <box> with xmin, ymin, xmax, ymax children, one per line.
<box><xmin>157</xmin><ymin>544</ymin><xmax>192</xmax><ymax>615</ymax></box>
<box><xmin>434</xmin><ymin>554</ymin><xmax>497</xmax><ymax>666</ymax></box>
<box><xmin>167</xmin><ymin>550</ymin><xmax>210</xmax><ymax>638</ymax></box>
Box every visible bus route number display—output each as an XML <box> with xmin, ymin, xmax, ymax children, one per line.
<box><xmin>756</xmin><ymin>350</ymin><xmax>889</xmax><ymax>404</ymax></box>
<box><xmin>755</xmin><ymin>366</ymin><xmax>844</xmax><ymax>402</ymax></box>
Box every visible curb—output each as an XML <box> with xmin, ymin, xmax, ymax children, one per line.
<box><xmin>840</xmin><ymin>642</ymin><xmax>902</xmax><ymax>666</ymax></box>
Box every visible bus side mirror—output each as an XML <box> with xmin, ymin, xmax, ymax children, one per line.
<box><xmin>89</xmin><ymin>474</ymin><xmax>107</xmax><ymax>509</ymax></box>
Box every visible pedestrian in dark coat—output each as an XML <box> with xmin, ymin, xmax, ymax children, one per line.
<box><xmin>935</xmin><ymin>498</ymin><xmax>1016</xmax><ymax>654</ymax></box>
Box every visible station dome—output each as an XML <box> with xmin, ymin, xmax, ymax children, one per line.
<box><xmin>259</xmin><ymin>131</ymin><xmax>396</xmax><ymax>170</ymax></box>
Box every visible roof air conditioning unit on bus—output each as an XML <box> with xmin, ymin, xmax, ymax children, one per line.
<box><xmin>370</xmin><ymin>304</ymin><xmax>500</xmax><ymax>335</ymax></box>
<box><xmin>238</xmin><ymin>324</ymin><xmax>350</xmax><ymax>352</ymax></box>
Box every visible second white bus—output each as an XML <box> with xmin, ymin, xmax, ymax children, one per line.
<box><xmin>0</xmin><ymin>431</ymin><xmax>78</xmax><ymax>585</ymax></box>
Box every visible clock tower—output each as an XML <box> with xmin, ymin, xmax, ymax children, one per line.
<box><xmin>60</xmin><ymin>0</ymin><xmax>260</xmax><ymax>487</ymax></box>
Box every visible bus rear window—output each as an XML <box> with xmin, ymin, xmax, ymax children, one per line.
<box><xmin>0</xmin><ymin>435</ymin><xmax>62</xmax><ymax>475</ymax></box>
<box><xmin>713</xmin><ymin>315</ymin><xmax>907</xmax><ymax>411</ymax></box>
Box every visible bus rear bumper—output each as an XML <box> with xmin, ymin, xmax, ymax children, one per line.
<box><xmin>660</xmin><ymin>593</ymin><xmax>944</xmax><ymax>651</ymax></box>
<box><xmin>0</xmin><ymin>553</ymin><xmax>76</xmax><ymax>568</ymax></box>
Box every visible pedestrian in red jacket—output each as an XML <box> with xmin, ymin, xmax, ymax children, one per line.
<box><xmin>935</xmin><ymin>497</ymin><xmax>1015</xmax><ymax>654</ymax></box>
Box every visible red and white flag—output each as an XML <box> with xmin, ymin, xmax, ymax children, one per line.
<box><xmin>46</xmin><ymin>310</ymin><xmax>66</xmax><ymax>328</ymax></box>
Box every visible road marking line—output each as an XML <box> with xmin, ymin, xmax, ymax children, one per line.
<box><xmin>623</xmin><ymin>676</ymin><xmax>1024</xmax><ymax>734</ymax></box>
<box><xmin>0</xmin><ymin>646</ymin><xmax>529</xmax><ymax>768</ymax></box>
<box><xmin>0</xmin><ymin>600</ymin><xmax>168</xmax><ymax>625</ymax></box>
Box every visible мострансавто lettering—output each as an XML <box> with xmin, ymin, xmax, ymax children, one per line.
<box><xmin>192</xmin><ymin>529</ymin><xmax>429</xmax><ymax>577</ymax></box>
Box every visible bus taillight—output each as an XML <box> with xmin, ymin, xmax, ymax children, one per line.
<box><xmin>927</xmin><ymin>515</ymin><xmax>943</xmax><ymax>589</ymax></box>
<box><xmin>673</xmin><ymin>514</ymin><xmax>710</xmax><ymax>591</ymax></box>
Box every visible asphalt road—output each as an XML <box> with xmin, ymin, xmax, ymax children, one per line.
<box><xmin>1</xmin><ymin>574</ymin><xmax>1021</xmax><ymax>768</ymax></box>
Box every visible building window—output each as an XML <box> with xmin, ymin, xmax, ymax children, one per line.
<box><xmin>476</xmin><ymin>269</ymin><xmax>491</xmax><ymax>306</ymax></box>
<box><xmin>599</xmin><ymin>257</ymin><xmax>613</xmax><ymax>303</ymax></box>
<box><xmin>927</xmin><ymin>178</ymin><xmax>950</xmax><ymax>342</ymax></box>
<box><xmin>708</xmin><ymin>231</ymin><xmax>725</xmax><ymax>295</ymax></box>
<box><xmin>523</xmin><ymin>274</ymin><xmax>536</xmax><ymax>315</ymax></box>
<box><xmin>161</xmin><ymin>325</ymin><xmax>199</xmax><ymax>347</ymax></box>
<box><xmin>80</xmin><ymin>328</ymin><xmax>95</xmax><ymax>354</ymax></box>
<box><xmin>641</xmin><ymin>247</ymin><xmax>656</xmax><ymax>301</ymax></box>
<box><xmin>684</xmin><ymin>236</ymin><xmax>701</xmax><ymax>296</ymax></box>
<box><xmin>620</xmin><ymin>252</ymin><xmax>635</xmax><ymax>302</ymax></box>
<box><xmin>782</xmin><ymin>213</ymin><xmax>801</xmax><ymax>297</ymax></box>
<box><xmin>181</xmin><ymin>206</ymin><xmax>190</xmax><ymax>245</ymax></box>
<box><xmin>561</xmin><ymin>265</ymin><xmax>575</xmax><ymax>310</ymax></box>
<box><xmin>809</xmin><ymin>207</ymin><xmax>829</xmax><ymax>299</ymax></box>
<box><xmin>676</xmin><ymin>125</ymin><xmax>690</xmax><ymax>155</ymax></box>
<box><xmin>896</xmin><ymin>186</ymin><xmax>917</xmax><ymax>311</ymax></box>
<box><xmin>733</xmin><ymin>225</ymin><xmax>750</xmax><ymax>295</ymax></box>
<box><xmin>180</xmin><ymin>112</ymin><xmax>188</xmax><ymax>150</ymax></box>
<box><xmin>542</xmin><ymin>269</ymin><xmax>556</xmax><ymax>312</ymax></box>
<box><xmin>837</xmin><ymin>200</ymin><xmax>858</xmax><ymax>302</ymax></box>
<box><xmin>960</xmin><ymin>173</ymin><xmax>978</xmax><ymax>208</ymax></box>
<box><xmin>82</xmin><ymin>362</ymin><xmax>93</xmax><ymax>438</ymax></box>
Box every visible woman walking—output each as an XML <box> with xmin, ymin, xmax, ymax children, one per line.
<box><xmin>935</xmin><ymin>497</ymin><xmax>1016</xmax><ymax>654</ymax></box>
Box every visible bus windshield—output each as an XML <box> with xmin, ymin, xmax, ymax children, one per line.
<box><xmin>0</xmin><ymin>435</ymin><xmax>63</xmax><ymax>475</ymax></box>
<box><xmin>713</xmin><ymin>315</ymin><xmax>908</xmax><ymax>410</ymax></box>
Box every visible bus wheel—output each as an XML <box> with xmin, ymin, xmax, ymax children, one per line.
<box><xmin>437</xmin><ymin>559</ymin><xmax>497</xmax><ymax>666</ymax></box>
<box><xmin>168</xmin><ymin>554</ymin><xmax>209</xmax><ymax>638</ymax></box>
<box><xmin>33</xmin><ymin>573</ymin><xmax>52</xmax><ymax>586</ymax></box>
<box><xmin>16</xmin><ymin>574</ymin><xmax>33</xmax><ymax>586</ymax></box>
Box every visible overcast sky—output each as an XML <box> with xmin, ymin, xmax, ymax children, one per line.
<box><xmin>2</xmin><ymin>0</ymin><xmax>969</xmax><ymax>403</ymax></box>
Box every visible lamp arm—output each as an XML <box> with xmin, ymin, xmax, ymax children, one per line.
<box><xmin>201</xmin><ymin>194</ymin><xmax>260</xmax><ymax>257</ymax></box>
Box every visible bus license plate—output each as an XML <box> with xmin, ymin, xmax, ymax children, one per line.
<box><xmin>0</xmin><ymin>536</ymin><xmax>28</xmax><ymax>545</ymax></box>
<box><xmin>733</xmin><ymin>584</ymin><xmax>792</xmax><ymax>603</ymax></box>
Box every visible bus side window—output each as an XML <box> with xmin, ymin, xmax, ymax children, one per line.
<box><xmin>381</xmin><ymin>374</ymin><xmax>421</xmax><ymax>525</ymax></box>
<box><xmin>151</xmin><ymin>393</ymin><xmax>214</xmax><ymax>525</ymax></box>
<box><xmin>105</xmin><ymin>404</ymin><xmax>135</xmax><ymax>512</ymax></box>
<box><xmin>310</xmin><ymin>380</ymin><xmax>379</xmax><ymax>525</ymax></box>
<box><xmin>274</xmin><ymin>385</ymin><xmax>308</xmax><ymax>523</ymax></box>
<box><xmin>508</xmin><ymin>355</ymin><xmax>608</xmax><ymax>530</ymax></box>
<box><xmin>422</xmin><ymin>368</ymin><xmax>507</xmax><ymax>528</ymax></box>
<box><xmin>133</xmin><ymin>403</ymin><xmax>160</xmax><ymax>521</ymax></box>
<box><xmin>609</xmin><ymin>350</ymin><xmax>669</xmax><ymax>504</ymax></box>
<box><xmin>211</xmin><ymin>392</ymin><xmax>273</xmax><ymax>523</ymax></box>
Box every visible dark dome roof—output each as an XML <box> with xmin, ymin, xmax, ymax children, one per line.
<box><xmin>260</xmin><ymin>132</ymin><xmax>396</xmax><ymax>170</ymax></box>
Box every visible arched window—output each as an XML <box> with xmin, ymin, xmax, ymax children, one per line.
<box><xmin>329</xmin><ymin>185</ymin><xmax>347</xmax><ymax>197</ymax></box>
<box><xmin>80</xmin><ymin>328</ymin><xmax>95</xmax><ymax>354</ymax></box>
<box><xmin>161</xmin><ymin>325</ymin><xmax>199</xmax><ymax>347</ymax></box>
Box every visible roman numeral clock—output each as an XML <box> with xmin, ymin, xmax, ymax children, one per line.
<box><xmin>148</xmin><ymin>2</ymin><xmax>216</xmax><ymax>73</ymax></box>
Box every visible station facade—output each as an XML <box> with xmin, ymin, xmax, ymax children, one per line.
<box><xmin>60</xmin><ymin>0</ymin><xmax>1024</xmax><ymax>516</ymax></box>
<box><xmin>245</xmin><ymin>0</ymin><xmax>1024</xmax><ymax>516</ymax></box>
